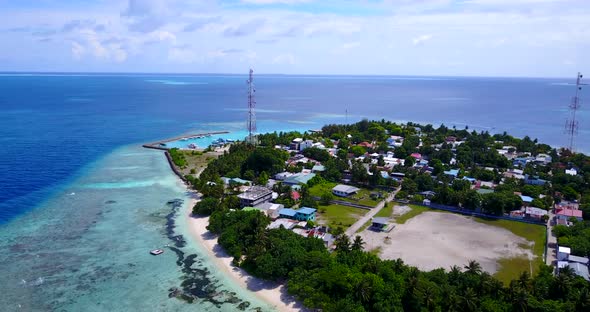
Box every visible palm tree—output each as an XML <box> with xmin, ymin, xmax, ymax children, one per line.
<box><xmin>335</xmin><ymin>234</ymin><xmax>351</xmax><ymax>253</ymax></box>
<box><xmin>461</xmin><ymin>287</ymin><xmax>478</xmax><ymax>312</ymax></box>
<box><xmin>517</xmin><ymin>271</ymin><xmax>532</xmax><ymax>293</ymax></box>
<box><xmin>448</xmin><ymin>265</ymin><xmax>462</xmax><ymax>285</ymax></box>
<box><xmin>352</xmin><ymin>235</ymin><xmax>365</xmax><ymax>251</ymax></box>
<box><xmin>464</xmin><ymin>260</ymin><xmax>482</xmax><ymax>275</ymax></box>
<box><xmin>419</xmin><ymin>283</ymin><xmax>438</xmax><ymax>312</ymax></box>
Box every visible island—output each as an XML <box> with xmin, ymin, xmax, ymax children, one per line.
<box><xmin>158</xmin><ymin>119</ymin><xmax>590</xmax><ymax>311</ymax></box>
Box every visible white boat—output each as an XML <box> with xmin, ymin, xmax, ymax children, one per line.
<box><xmin>150</xmin><ymin>249</ymin><xmax>164</xmax><ymax>255</ymax></box>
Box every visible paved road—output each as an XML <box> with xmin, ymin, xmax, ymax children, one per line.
<box><xmin>345</xmin><ymin>188</ymin><xmax>399</xmax><ymax>237</ymax></box>
<box><xmin>546</xmin><ymin>210</ymin><xmax>557</xmax><ymax>267</ymax></box>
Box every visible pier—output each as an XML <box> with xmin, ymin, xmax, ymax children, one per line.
<box><xmin>141</xmin><ymin>131</ymin><xmax>229</xmax><ymax>151</ymax></box>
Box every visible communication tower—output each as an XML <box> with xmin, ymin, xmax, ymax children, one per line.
<box><xmin>565</xmin><ymin>72</ymin><xmax>584</xmax><ymax>152</ymax></box>
<box><xmin>247</xmin><ymin>68</ymin><xmax>256</xmax><ymax>143</ymax></box>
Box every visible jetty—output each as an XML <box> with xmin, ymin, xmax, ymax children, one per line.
<box><xmin>142</xmin><ymin>131</ymin><xmax>229</xmax><ymax>151</ymax></box>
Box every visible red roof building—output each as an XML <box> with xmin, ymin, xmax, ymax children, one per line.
<box><xmin>555</xmin><ymin>208</ymin><xmax>583</xmax><ymax>221</ymax></box>
<box><xmin>358</xmin><ymin>142</ymin><xmax>373</xmax><ymax>148</ymax></box>
<box><xmin>410</xmin><ymin>153</ymin><xmax>422</xmax><ymax>159</ymax></box>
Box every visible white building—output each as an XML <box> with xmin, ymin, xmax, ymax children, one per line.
<box><xmin>557</xmin><ymin>246</ymin><xmax>571</xmax><ymax>261</ymax></box>
<box><xmin>332</xmin><ymin>184</ymin><xmax>360</xmax><ymax>197</ymax></box>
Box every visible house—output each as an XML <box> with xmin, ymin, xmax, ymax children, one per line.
<box><xmin>268</xmin><ymin>218</ymin><xmax>298</xmax><ymax>230</ymax></box>
<box><xmin>555</xmin><ymin>208</ymin><xmax>583</xmax><ymax>221</ymax></box>
<box><xmin>565</xmin><ymin>168</ymin><xmax>578</xmax><ymax>176</ymax></box>
<box><xmin>311</xmin><ymin>165</ymin><xmax>326</xmax><ymax>173</ymax></box>
<box><xmin>410</xmin><ymin>153</ymin><xmax>422</xmax><ymax>160</ymax></box>
<box><xmin>557</xmin><ymin>261</ymin><xmax>590</xmax><ymax>281</ymax></box>
<box><xmin>419</xmin><ymin>191</ymin><xmax>436</xmax><ymax>198</ymax></box>
<box><xmin>274</xmin><ymin>172</ymin><xmax>294</xmax><ymax>181</ymax></box>
<box><xmin>237</xmin><ymin>186</ymin><xmax>273</xmax><ymax>207</ymax></box>
<box><xmin>535</xmin><ymin>153</ymin><xmax>552</xmax><ymax>165</ymax></box>
<box><xmin>283</xmin><ymin>173</ymin><xmax>316</xmax><ymax>186</ymax></box>
<box><xmin>279</xmin><ymin>207</ymin><xmax>317</xmax><ymax>221</ymax></box>
<box><xmin>520</xmin><ymin>195</ymin><xmax>534</xmax><ymax>204</ymax></box>
<box><xmin>524</xmin><ymin>175</ymin><xmax>547</xmax><ymax>186</ymax></box>
<box><xmin>444</xmin><ymin>169</ymin><xmax>459</xmax><ymax>179</ymax></box>
<box><xmin>371</xmin><ymin>217</ymin><xmax>390</xmax><ymax>231</ymax></box>
<box><xmin>332</xmin><ymin>184</ymin><xmax>361</xmax><ymax>197</ymax></box>
<box><xmin>358</xmin><ymin>141</ymin><xmax>373</xmax><ymax>148</ymax></box>
<box><xmin>299</xmin><ymin>140</ymin><xmax>314</xmax><ymax>151</ymax></box>
<box><xmin>255</xmin><ymin>202</ymin><xmax>284</xmax><ymax>219</ymax></box>
<box><xmin>525</xmin><ymin>207</ymin><xmax>548</xmax><ymax>220</ymax></box>
<box><xmin>558</xmin><ymin>246</ymin><xmax>571</xmax><ymax>261</ymax></box>
<box><xmin>290</xmin><ymin>138</ymin><xmax>303</xmax><ymax>150</ymax></box>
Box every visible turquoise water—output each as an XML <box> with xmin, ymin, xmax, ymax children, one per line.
<box><xmin>1</xmin><ymin>73</ymin><xmax>587</xmax><ymax>311</ymax></box>
<box><xmin>0</xmin><ymin>145</ymin><xmax>273</xmax><ymax>311</ymax></box>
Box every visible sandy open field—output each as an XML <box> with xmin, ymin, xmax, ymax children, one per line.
<box><xmin>360</xmin><ymin>211</ymin><xmax>534</xmax><ymax>273</ymax></box>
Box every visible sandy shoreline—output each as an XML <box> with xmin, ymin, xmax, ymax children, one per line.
<box><xmin>183</xmin><ymin>197</ymin><xmax>306</xmax><ymax>312</ymax></box>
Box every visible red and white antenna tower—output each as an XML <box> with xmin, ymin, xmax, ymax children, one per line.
<box><xmin>565</xmin><ymin>72</ymin><xmax>584</xmax><ymax>152</ymax></box>
<box><xmin>247</xmin><ymin>68</ymin><xmax>256</xmax><ymax>142</ymax></box>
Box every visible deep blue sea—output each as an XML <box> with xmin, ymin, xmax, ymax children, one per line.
<box><xmin>0</xmin><ymin>73</ymin><xmax>587</xmax><ymax>311</ymax></box>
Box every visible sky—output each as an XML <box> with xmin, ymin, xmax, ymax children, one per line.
<box><xmin>0</xmin><ymin>0</ymin><xmax>588</xmax><ymax>77</ymax></box>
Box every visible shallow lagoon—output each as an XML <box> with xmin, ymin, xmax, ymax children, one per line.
<box><xmin>0</xmin><ymin>146</ymin><xmax>273</xmax><ymax>311</ymax></box>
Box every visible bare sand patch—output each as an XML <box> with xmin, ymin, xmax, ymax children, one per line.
<box><xmin>360</xmin><ymin>211</ymin><xmax>534</xmax><ymax>274</ymax></box>
<box><xmin>392</xmin><ymin>205</ymin><xmax>411</xmax><ymax>216</ymax></box>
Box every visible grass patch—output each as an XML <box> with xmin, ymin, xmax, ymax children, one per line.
<box><xmin>375</xmin><ymin>203</ymin><xmax>394</xmax><ymax>218</ymax></box>
<box><xmin>494</xmin><ymin>257</ymin><xmax>535</xmax><ymax>285</ymax></box>
<box><xmin>474</xmin><ymin>218</ymin><xmax>546</xmax><ymax>284</ymax></box>
<box><xmin>177</xmin><ymin>150</ymin><xmax>219</xmax><ymax>176</ymax></box>
<box><xmin>394</xmin><ymin>204</ymin><xmax>430</xmax><ymax>224</ymax></box>
<box><xmin>309</xmin><ymin>182</ymin><xmax>337</xmax><ymax>197</ymax></box>
<box><xmin>317</xmin><ymin>204</ymin><xmax>368</xmax><ymax>229</ymax></box>
<box><xmin>369</xmin><ymin>246</ymin><xmax>382</xmax><ymax>256</ymax></box>
<box><xmin>356</xmin><ymin>219</ymin><xmax>372</xmax><ymax>233</ymax></box>
<box><xmin>309</xmin><ymin>182</ymin><xmax>384</xmax><ymax>207</ymax></box>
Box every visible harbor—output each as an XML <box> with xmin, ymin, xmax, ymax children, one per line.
<box><xmin>142</xmin><ymin>131</ymin><xmax>230</xmax><ymax>151</ymax></box>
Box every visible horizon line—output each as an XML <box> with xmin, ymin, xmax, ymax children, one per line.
<box><xmin>0</xmin><ymin>71</ymin><xmax>577</xmax><ymax>80</ymax></box>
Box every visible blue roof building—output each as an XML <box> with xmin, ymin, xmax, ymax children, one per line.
<box><xmin>444</xmin><ymin>169</ymin><xmax>459</xmax><ymax>178</ymax></box>
<box><xmin>520</xmin><ymin>195</ymin><xmax>533</xmax><ymax>203</ymax></box>
<box><xmin>283</xmin><ymin>173</ymin><xmax>316</xmax><ymax>186</ymax></box>
<box><xmin>279</xmin><ymin>207</ymin><xmax>316</xmax><ymax>221</ymax></box>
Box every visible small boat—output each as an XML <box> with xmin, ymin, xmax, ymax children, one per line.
<box><xmin>226</xmin><ymin>139</ymin><xmax>235</xmax><ymax>143</ymax></box>
<box><xmin>150</xmin><ymin>249</ymin><xmax>164</xmax><ymax>255</ymax></box>
<box><xmin>188</xmin><ymin>143</ymin><xmax>198</xmax><ymax>149</ymax></box>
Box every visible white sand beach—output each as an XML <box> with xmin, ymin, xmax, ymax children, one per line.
<box><xmin>184</xmin><ymin>198</ymin><xmax>306</xmax><ymax>312</ymax></box>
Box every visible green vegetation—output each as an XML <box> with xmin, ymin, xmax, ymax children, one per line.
<box><xmin>316</xmin><ymin>204</ymin><xmax>368</xmax><ymax>229</ymax></box>
<box><xmin>474</xmin><ymin>218</ymin><xmax>546</xmax><ymax>282</ymax></box>
<box><xmin>394</xmin><ymin>204</ymin><xmax>430</xmax><ymax>224</ymax></box>
<box><xmin>553</xmin><ymin>220</ymin><xmax>590</xmax><ymax>257</ymax></box>
<box><xmin>309</xmin><ymin>181</ymin><xmax>338</xmax><ymax>197</ymax></box>
<box><xmin>191</xmin><ymin>120</ymin><xmax>590</xmax><ymax>311</ymax></box>
<box><xmin>168</xmin><ymin>148</ymin><xmax>188</xmax><ymax>168</ymax></box>
<box><xmin>208</xmin><ymin>208</ymin><xmax>590</xmax><ymax>312</ymax></box>
<box><xmin>309</xmin><ymin>181</ymin><xmax>382</xmax><ymax>207</ymax></box>
<box><xmin>374</xmin><ymin>202</ymin><xmax>394</xmax><ymax>218</ymax></box>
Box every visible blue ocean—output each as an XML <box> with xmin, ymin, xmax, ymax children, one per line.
<box><xmin>0</xmin><ymin>73</ymin><xmax>587</xmax><ymax>311</ymax></box>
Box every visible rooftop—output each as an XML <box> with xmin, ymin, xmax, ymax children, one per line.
<box><xmin>556</xmin><ymin>208</ymin><xmax>583</xmax><ymax>218</ymax></box>
<box><xmin>559</xmin><ymin>246</ymin><xmax>571</xmax><ymax>254</ymax></box>
<box><xmin>298</xmin><ymin>207</ymin><xmax>317</xmax><ymax>215</ymax></box>
<box><xmin>372</xmin><ymin>217</ymin><xmax>389</xmax><ymax>225</ymax></box>
<box><xmin>237</xmin><ymin>186</ymin><xmax>272</xmax><ymax>200</ymax></box>
<box><xmin>279</xmin><ymin>208</ymin><xmax>298</xmax><ymax>217</ymax></box>
<box><xmin>333</xmin><ymin>184</ymin><xmax>360</xmax><ymax>193</ymax></box>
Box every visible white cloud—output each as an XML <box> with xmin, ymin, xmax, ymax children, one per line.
<box><xmin>71</xmin><ymin>41</ymin><xmax>85</xmax><ymax>60</ymax></box>
<box><xmin>272</xmin><ymin>54</ymin><xmax>296</xmax><ymax>65</ymax></box>
<box><xmin>241</xmin><ymin>0</ymin><xmax>313</xmax><ymax>4</ymax></box>
<box><xmin>412</xmin><ymin>34</ymin><xmax>433</xmax><ymax>45</ymax></box>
